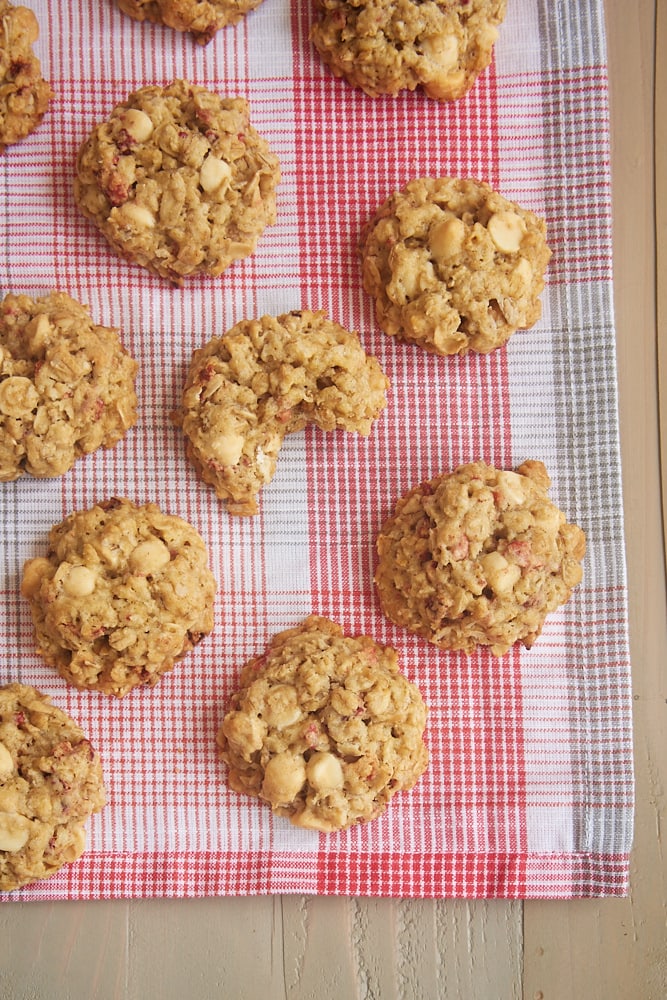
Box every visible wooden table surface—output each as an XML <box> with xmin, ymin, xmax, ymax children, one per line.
<box><xmin>2</xmin><ymin>2</ymin><xmax>665</xmax><ymax>997</ymax></box>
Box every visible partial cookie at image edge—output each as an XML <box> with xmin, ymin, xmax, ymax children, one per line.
<box><xmin>0</xmin><ymin>0</ymin><xmax>52</xmax><ymax>153</ymax></box>
<box><xmin>0</xmin><ymin>290</ymin><xmax>139</xmax><ymax>481</ymax></box>
<box><xmin>0</xmin><ymin>682</ymin><xmax>106</xmax><ymax>893</ymax></box>
<box><xmin>116</xmin><ymin>0</ymin><xmax>267</xmax><ymax>44</ymax></box>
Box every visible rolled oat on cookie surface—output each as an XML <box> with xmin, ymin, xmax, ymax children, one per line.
<box><xmin>217</xmin><ymin>616</ymin><xmax>428</xmax><ymax>832</ymax></box>
<box><xmin>0</xmin><ymin>682</ymin><xmax>106</xmax><ymax>892</ymax></box>
<box><xmin>74</xmin><ymin>80</ymin><xmax>280</xmax><ymax>285</ymax></box>
<box><xmin>375</xmin><ymin>461</ymin><xmax>586</xmax><ymax>656</ymax></box>
<box><xmin>21</xmin><ymin>498</ymin><xmax>217</xmax><ymax>697</ymax></box>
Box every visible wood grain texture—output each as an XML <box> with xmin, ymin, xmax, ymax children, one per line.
<box><xmin>279</xmin><ymin>898</ymin><xmax>521</xmax><ymax>999</ymax></box>
<box><xmin>1</xmin><ymin>3</ymin><xmax>664</xmax><ymax>998</ymax></box>
<box><xmin>0</xmin><ymin>896</ymin><xmax>522</xmax><ymax>998</ymax></box>
<box><xmin>657</xmin><ymin>0</ymin><xmax>667</xmax><ymax>572</ymax></box>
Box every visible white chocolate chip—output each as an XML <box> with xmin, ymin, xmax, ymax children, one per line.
<box><xmin>0</xmin><ymin>743</ymin><xmax>14</xmax><ymax>781</ymax></box>
<box><xmin>117</xmin><ymin>202</ymin><xmax>155</xmax><ymax>229</ymax></box>
<box><xmin>481</xmin><ymin>551</ymin><xmax>522</xmax><ymax>596</ymax></box>
<box><xmin>261</xmin><ymin>752</ymin><xmax>306</xmax><ymax>806</ymax></box>
<box><xmin>306</xmin><ymin>752</ymin><xmax>344</xmax><ymax>792</ymax></box>
<box><xmin>479</xmin><ymin>24</ymin><xmax>500</xmax><ymax>47</ymax></box>
<box><xmin>200</xmin><ymin>154</ymin><xmax>232</xmax><ymax>194</ymax></box>
<box><xmin>421</xmin><ymin>32</ymin><xmax>459</xmax><ymax>71</ymax></box>
<box><xmin>26</xmin><ymin>313</ymin><xmax>51</xmax><ymax>351</ymax></box>
<box><xmin>121</xmin><ymin>109</ymin><xmax>154</xmax><ymax>142</ymax></box>
<box><xmin>424</xmin><ymin>70</ymin><xmax>466</xmax><ymax>100</ymax></box>
<box><xmin>0</xmin><ymin>376</ymin><xmax>39</xmax><ymax>418</ymax></box>
<box><xmin>429</xmin><ymin>216</ymin><xmax>465</xmax><ymax>262</ymax></box>
<box><xmin>63</xmin><ymin>565</ymin><xmax>97</xmax><ymax>598</ymax></box>
<box><xmin>487</xmin><ymin>211</ymin><xmax>527</xmax><ymax>253</ymax></box>
<box><xmin>263</xmin><ymin>685</ymin><xmax>301</xmax><ymax>729</ymax></box>
<box><xmin>515</xmin><ymin>257</ymin><xmax>533</xmax><ymax>286</ymax></box>
<box><xmin>60</xmin><ymin>825</ymin><xmax>86</xmax><ymax>863</ymax></box>
<box><xmin>128</xmin><ymin>538</ymin><xmax>171</xmax><ymax>575</ymax></box>
<box><xmin>497</xmin><ymin>470</ymin><xmax>526</xmax><ymax>505</ymax></box>
<box><xmin>0</xmin><ymin>812</ymin><xmax>31</xmax><ymax>853</ymax></box>
<box><xmin>255</xmin><ymin>447</ymin><xmax>273</xmax><ymax>480</ymax></box>
<box><xmin>211</xmin><ymin>431</ymin><xmax>245</xmax><ymax>468</ymax></box>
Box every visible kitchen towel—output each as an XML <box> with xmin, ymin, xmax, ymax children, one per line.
<box><xmin>0</xmin><ymin>0</ymin><xmax>633</xmax><ymax>899</ymax></box>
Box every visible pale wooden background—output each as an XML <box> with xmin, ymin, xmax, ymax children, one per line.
<box><xmin>2</xmin><ymin>2</ymin><xmax>665</xmax><ymax>997</ymax></box>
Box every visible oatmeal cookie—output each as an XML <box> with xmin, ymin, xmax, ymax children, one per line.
<box><xmin>116</xmin><ymin>0</ymin><xmax>266</xmax><ymax>44</ymax></box>
<box><xmin>375</xmin><ymin>460</ymin><xmax>586</xmax><ymax>655</ymax></box>
<box><xmin>173</xmin><ymin>309</ymin><xmax>389</xmax><ymax>516</ymax></box>
<box><xmin>360</xmin><ymin>176</ymin><xmax>552</xmax><ymax>355</ymax></box>
<box><xmin>0</xmin><ymin>291</ymin><xmax>138</xmax><ymax>481</ymax></box>
<box><xmin>0</xmin><ymin>682</ymin><xmax>106</xmax><ymax>892</ymax></box>
<box><xmin>21</xmin><ymin>498</ymin><xmax>217</xmax><ymax>697</ymax></box>
<box><xmin>217</xmin><ymin>615</ymin><xmax>428</xmax><ymax>831</ymax></box>
<box><xmin>74</xmin><ymin>80</ymin><xmax>280</xmax><ymax>285</ymax></box>
<box><xmin>311</xmin><ymin>0</ymin><xmax>506</xmax><ymax>101</ymax></box>
<box><xmin>0</xmin><ymin>0</ymin><xmax>52</xmax><ymax>152</ymax></box>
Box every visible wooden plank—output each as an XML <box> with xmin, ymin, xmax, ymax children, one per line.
<box><xmin>523</xmin><ymin>2</ymin><xmax>667</xmax><ymax>997</ymax></box>
<box><xmin>125</xmin><ymin>898</ymin><xmax>286</xmax><ymax>999</ymax></box>
<box><xmin>0</xmin><ymin>895</ymin><xmax>522</xmax><ymax>999</ymax></box>
<box><xmin>279</xmin><ymin>898</ymin><xmax>522</xmax><ymax>999</ymax></box>
<box><xmin>0</xmin><ymin>901</ymin><xmax>130</xmax><ymax>998</ymax></box>
<box><xmin>657</xmin><ymin>0</ymin><xmax>667</xmax><ymax>566</ymax></box>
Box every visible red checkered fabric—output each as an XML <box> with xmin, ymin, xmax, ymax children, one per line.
<box><xmin>0</xmin><ymin>0</ymin><xmax>633</xmax><ymax>900</ymax></box>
